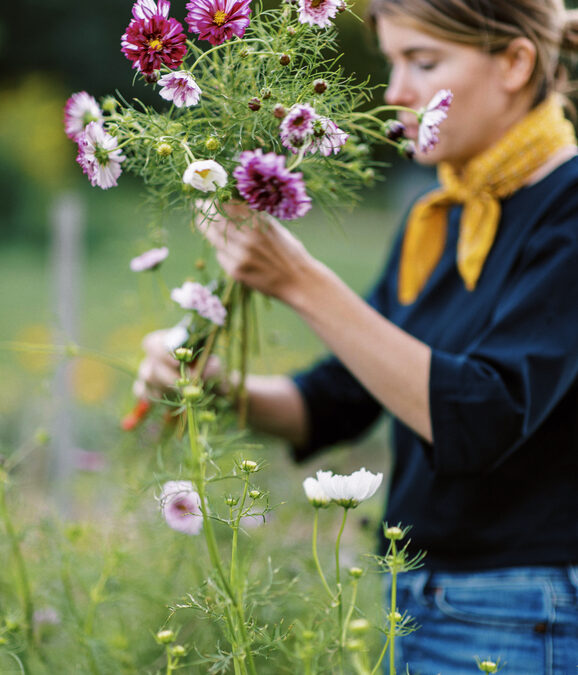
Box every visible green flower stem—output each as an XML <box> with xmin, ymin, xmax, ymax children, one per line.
<box><xmin>188</xmin><ymin>37</ymin><xmax>269</xmax><ymax>71</ymax></box>
<box><xmin>0</xmin><ymin>341</ymin><xmax>136</xmax><ymax>378</ymax></box>
<box><xmin>387</xmin><ymin>539</ymin><xmax>400</xmax><ymax>675</ymax></box>
<box><xmin>312</xmin><ymin>509</ymin><xmax>333</xmax><ymax>599</ymax></box>
<box><xmin>352</xmin><ymin>105</ymin><xmax>418</xmax><ymax>119</ymax></box>
<box><xmin>346</xmin><ymin>122</ymin><xmax>402</xmax><ymax>147</ymax></box>
<box><xmin>237</xmin><ymin>285</ymin><xmax>251</xmax><ymax>429</ymax></box>
<box><xmin>340</xmin><ymin>577</ymin><xmax>359</xmax><ymax>647</ymax></box>
<box><xmin>335</xmin><ymin>508</ymin><xmax>349</xmax><ymax>671</ymax></box>
<box><xmin>370</xmin><ymin>637</ymin><xmax>391</xmax><ymax>675</ymax></box>
<box><xmin>185</xmin><ymin>402</ymin><xmax>256</xmax><ymax>675</ymax></box>
<box><xmin>0</xmin><ymin>471</ymin><xmax>34</xmax><ymax>643</ymax></box>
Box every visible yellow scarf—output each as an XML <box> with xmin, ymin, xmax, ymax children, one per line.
<box><xmin>397</xmin><ymin>96</ymin><xmax>577</xmax><ymax>305</ymax></box>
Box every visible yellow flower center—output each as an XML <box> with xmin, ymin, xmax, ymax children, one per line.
<box><xmin>195</xmin><ymin>169</ymin><xmax>212</xmax><ymax>179</ymax></box>
<box><xmin>213</xmin><ymin>10</ymin><xmax>228</xmax><ymax>25</ymax></box>
<box><xmin>149</xmin><ymin>38</ymin><xmax>164</xmax><ymax>51</ymax></box>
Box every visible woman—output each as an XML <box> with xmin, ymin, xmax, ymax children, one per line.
<box><xmin>136</xmin><ymin>1</ymin><xmax>578</xmax><ymax>672</ymax></box>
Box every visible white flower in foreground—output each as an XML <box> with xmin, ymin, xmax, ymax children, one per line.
<box><xmin>303</xmin><ymin>476</ymin><xmax>331</xmax><ymax>508</ymax></box>
<box><xmin>162</xmin><ymin>323</ymin><xmax>189</xmax><ymax>351</ymax></box>
<box><xmin>159</xmin><ymin>480</ymin><xmax>203</xmax><ymax>535</ymax></box>
<box><xmin>417</xmin><ymin>89</ymin><xmax>453</xmax><ymax>154</ymax></box>
<box><xmin>170</xmin><ymin>280</ymin><xmax>227</xmax><ymax>325</ymax></box>
<box><xmin>129</xmin><ymin>246</ymin><xmax>169</xmax><ymax>271</ymax></box>
<box><xmin>316</xmin><ymin>467</ymin><xmax>383</xmax><ymax>508</ymax></box>
<box><xmin>158</xmin><ymin>71</ymin><xmax>202</xmax><ymax>108</ymax></box>
<box><xmin>183</xmin><ymin>159</ymin><xmax>228</xmax><ymax>192</ymax></box>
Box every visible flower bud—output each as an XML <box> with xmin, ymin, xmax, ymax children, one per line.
<box><xmin>101</xmin><ymin>96</ymin><xmax>118</xmax><ymax>113</ymax></box>
<box><xmin>225</xmin><ymin>495</ymin><xmax>239</xmax><ymax>506</ymax></box>
<box><xmin>240</xmin><ymin>459</ymin><xmax>258</xmax><ymax>472</ymax></box>
<box><xmin>279</xmin><ymin>53</ymin><xmax>291</xmax><ymax>66</ymax></box>
<box><xmin>176</xmin><ymin>377</ymin><xmax>190</xmax><ymax>388</ymax></box>
<box><xmin>205</xmin><ymin>136</ymin><xmax>220</xmax><ymax>151</ymax></box>
<box><xmin>313</xmin><ymin>79</ymin><xmax>328</xmax><ymax>94</ymax></box>
<box><xmin>348</xmin><ymin>566</ymin><xmax>363</xmax><ymax>579</ymax></box>
<box><xmin>273</xmin><ymin>104</ymin><xmax>286</xmax><ymax>119</ymax></box>
<box><xmin>156</xmin><ymin>142</ymin><xmax>173</xmax><ymax>157</ymax></box>
<box><xmin>478</xmin><ymin>661</ymin><xmax>498</xmax><ymax>674</ymax></box>
<box><xmin>260</xmin><ymin>87</ymin><xmax>272</xmax><ymax>100</ymax></box>
<box><xmin>199</xmin><ymin>410</ymin><xmax>216</xmax><ymax>424</ymax></box>
<box><xmin>156</xmin><ymin>629</ymin><xmax>175</xmax><ymax>644</ymax></box>
<box><xmin>249</xmin><ymin>489</ymin><xmax>261</xmax><ymax>499</ymax></box>
<box><xmin>398</xmin><ymin>139</ymin><xmax>416</xmax><ymax>160</ymax></box>
<box><xmin>182</xmin><ymin>384</ymin><xmax>203</xmax><ymax>401</ymax></box>
<box><xmin>174</xmin><ymin>347</ymin><xmax>194</xmax><ymax>362</ymax></box>
<box><xmin>383</xmin><ymin>119</ymin><xmax>406</xmax><ymax>142</ymax></box>
<box><xmin>301</xmin><ymin>629</ymin><xmax>315</xmax><ymax>641</ymax></box>
<box><xmin>195</xmin><ymin>258</ymin><xmax>206</xmax><ymax>270</ymax></box>
<box><xmin>362</xmin><ymin>168</ymin><xmax>375</xmax><ymax>186</ymax></box>
<box><xmin>385</xmin><ymin>525</ymin><xmax>403</xmax><ymax>541</ymax></box>
<box><xmin>239</xmin><ymin>47</ymin><xmax>253</xmax><ymax>58</ymax></box>
<box><xmin>144</xmin><ymin>70</ymin><xmax>160</xmax><ymax>84</ymax></box>
<box><xmin>287</xmin><ymin>25</ymin><xmax>296</xmax><ymax>36</ymax></box>
<box><xmin>346</xmin><ymin>639</ymin><xmax>365</xmax><ymax>652</ymax></box>
<box><xmin>349</xmin><ymin>618</ymin><xmax>370</xmax><ymax>635</ymax></box>
<box><xmin>248</xmin><ymin>97</ymin><xmax>261</xmax><ymax>111</ymax></box>
<box><xmin>170</xmin><ymin>644</ymin><xmax>186</xmax><ymax>657</ymax></box>
<box><xmin>337</xmin><ymin>2</ymin><xmax>346</xmax><ymax>11</ymax></box>
<box><xmin>388</xmin><ymin>610</ymin><xmax>402</xmax><ymax>623</ymax></box>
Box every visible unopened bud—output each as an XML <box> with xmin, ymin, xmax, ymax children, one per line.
<box><xmin>279</xmin><ymin>53</ymin><xmax>291</xmax><ymax>66</ymax></box>
<box><xmin>273</xmin><ymin>104</ymin><xmax>286</xmax><ymax>119</ymax></box>
<box><xmin>478</xmin><ymin>661</ymin><xmax>498</xmax><ymax>674</ymax></box>
<box><xmin>205</xmin><ymin>136</ymin><xmax>220</xmax><ymax>151</ymax></box>
<box><xmin>195</xmin><ymin>258</ymin><xmax>206</xmax><ymax>270</ymax></box>
<box><xmin>346</xmin><ymin>639</ymin><xmax>364</xmax><ymax>652</ymax></box>
<box><xmin>240</xmin><ymin>459</ymin><xmax>258</xmax><ymax>472</ymax></box>
<box><xmin>249</xmin><ymin>489</ymin><xmax>261</xmax><ymax>499</ymax></box>
<box><xmin>287</xmin><ymin>25</ymin><xmax>296</xmax><ymax>36</ymax></box>
<box><xmin>174</xmin><ymin>347</ymin><xmax>194</xmax><ymax>362</ymax></box>
<box><xmin>156</xmin><ymin>629</ymin><xmax>175</xmax><ymax>644</ymax></box>
<box><xmin>313</xmin><ymin>79</ymin><xmax>328</xmax><ymax>94</ymax></box>
<box><xmin>170</xmin><ymin>644</ymin><xmax>186</xmax><ymax>657</ymax></box>
<box><xmin>337</xmin><ymin>1</ymin><xmax>346</xmax><ymax>11</ymax></box>
<box><xmin>156</xmin><ymin>142</ymin><xmax>173</xmax><ymax>157</ymax></box>
<box><xmin>383</xmin><ymin>119</ymin><xmax>406</xmax><ymax>142</ymax></box>
<box><xmin>182</xmin><ymin>384</ymin><xmax>203</xmax><ymax>401</ymax></box>
<box><xmin>385</xmin><ymin>526</ymin><xmax>403</xmax><ymax>541</ymax></box>
<box><xmin>101</xmin><ymin>96</ymin><xmax>118</xmax><ymax>113</ymax></box>
<box><xmin>199</xmin><ymin>410</ymin><xmax>216</xmax><ymax>424</ymax></box>
<box><xmin>248</xmin><ymin>97</ymin><xmax>261</xmax><ymax>111</ymax></box>
<box><xmin>349</xmin><ymin>618</ymin><xmax>370</xmax><ymax>635</ymax></box>
<box><xmin>398</xmin><ymin>139</ymin><xmax>416</xmax><ymax>160</ymax></box>
<box><xmin>225</xmin><ymin>495</ymin><xmax>239</xmax><ymax>506</ymax></box>
<box><xmin>260</xmin><ymin>87</ymin><xmax>272</xmax><ymax>100</ymax></box>
<box><xmin>349</xmin><ymin>566</ymin><xmax>363</xmax><ymax>579</ymax></box>
<box><xmin>144</xmin><ymin>70</ymin><xmax>160</xmax><ymax>84</ymax></box>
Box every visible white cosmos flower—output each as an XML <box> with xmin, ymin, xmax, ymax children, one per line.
<box><xmin>183</xmin><ymin>160</ymin><xmax>228</xmax><ymax>192</ymax></box>
<box><xmin>417</xmin><ymin>89</ymin><xmax>453</xmax><ymax>154</ymax></box>
<box><xmin>316</xmin><ymin>467</ymin><xmax>383</xmax><ymax>508</ymax></box>
<box><xmin>303</xmin><ymin>476</ymin><xmax>331</xmax><ymax>508</ymax></box>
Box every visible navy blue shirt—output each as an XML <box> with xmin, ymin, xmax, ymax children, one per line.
<box><xmin>293</xmin><ymin>157</ymin><xmax>578</xmax><ymax>570</ymax></box>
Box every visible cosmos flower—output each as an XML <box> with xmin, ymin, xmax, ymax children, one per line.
<box><xmin>159</xmin><ymin>481</ymin><xmax>203</xmax><ymax>535</ymax></box>
<box><xmin>417</xmin><ymin>89</ymin><xmax>453</xmax><ymax>154</ymax></box>
<box><xmin>64</xmin><ymin>91</ymin><xmax>103</xmax><ymax>141</ymax></box>
<box><xmin>162</xmin><ymin>322</ymin><xmax>190</xmax><ymax>351</ymax></box>
<box><xmin>158</xmin><ymin>71</ymin><xmax>202</xmax><ymax>107</ymax></box>
<box><xmin>121</xmin><ymin>0</ymin><xmax>187</xmax><ymax>75</ymax></box>
<box><xmin>130</xmin><ymin>246</ymin><xmax>169</xmax><ymax>271</ymax></box>
<box><xmin>308</xmin><ymin>117</ymin><xmax>348</xmax><ymax>156</ymax></box>
<box><xmin>185</xmin><ymin>0</ymin><xmax>252</xmax><ymax>46</ymax></box>
<box><xmin>76</xmin><ymin>121</ymin><xmax>126</xmax><ymax>189</ymax></box>
<box><xmin>279</xmin><ymin>103</ymin><xmax>318</xmax><ymax>154</ymax></box>
<box><xmin>303</xmin><ymin>476</ymin><xmax>331</xmax><ymax>508</ymax></box>
<box><xmin>170</xmin><ymin>281</ymin><xmax>227</xmax><ymax>325</ymax></box>
<box><xmin>182</xmin><ymin>159</ymin><xmax>228</xmax><ymax>192</ymax></box>
<box><xmin>316</xmin><ymin>467</ymin><xmax>383</xmax><ymax>508</ymax></box>
<box><xmin>297</xmin><ymin>0</ymin><xmax>341</xmax><ymax>29</ymax></box>
<box><xmin>233</xmin><ymin>149</ymin><xmax>312</xmax><ymax>220</ymax></box>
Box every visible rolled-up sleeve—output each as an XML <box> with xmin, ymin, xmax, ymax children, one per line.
<box><xmin>429</xmin><ymin>221</ymin><xmax>578</xmax><ymax>475</ymax></box>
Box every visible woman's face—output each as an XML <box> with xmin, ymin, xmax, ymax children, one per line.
<box><xmin>376</xmin><ymin>15</ymin><xmax>522</xmax><ymax>168</ymax></box>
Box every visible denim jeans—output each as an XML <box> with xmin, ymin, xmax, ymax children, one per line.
<box><xmin>384</xmin><ymin>565</ymin><xmax>578</xmax><ymax>675</ymax></box>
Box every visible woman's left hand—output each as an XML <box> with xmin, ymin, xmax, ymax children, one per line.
<box><xmin>195</xmin><ymin>201</ymin><xmax>318</xmax><ymax>305</ymax></box>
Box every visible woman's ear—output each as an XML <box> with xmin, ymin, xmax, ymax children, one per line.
<box><xmin>497</xmin><ymin>37</ymin><xmax>537</xmax><ymax>93</ymax></box>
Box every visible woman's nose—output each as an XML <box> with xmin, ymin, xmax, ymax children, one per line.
<box><xmin>384</xmin><ymin>66</ymin><xmax>415</xmax><ymax>106</ymax></box>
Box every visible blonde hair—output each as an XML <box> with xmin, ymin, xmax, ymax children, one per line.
<box><xmin>368</xmin><ymin>0</ymin><xmax>578</xmax><ymax>103</ymax></box>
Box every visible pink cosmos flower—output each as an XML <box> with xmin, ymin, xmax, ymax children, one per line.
<box><xmin>160</xmin><ymin>480</ymin><xmax>203</xmax><ymax>535</ymax></box>
<box><xmin>185</xmin><ymin>0</ymin><xmax>252</xmax><ymax>46</ymax></box>
<box><xmin>308</xmin><ymin>117</ymin><xmax>348</xmax><ymax>156</ymax></box>
<box><xmin>121</xmin><ymin>0</ymin><xmax>187</xmax><ymax>75</ymax></box>
<box><xmin>158</xmin><ymin>71</ymin><xmax>202</xmax><ymax>107</ymax></box>
<box><xmin>130</xmin><ymin>246</ymin><xmax>169</xmax><ymax>271</ymax></box>
<box><xmin>417</xmin><ymin>89</ymin><xmax>453</xmax><ymax>154</ymax></box>
<box><xmin>279</xmin><ymin>103</ymin><xmax>318</xmax><ymax>154</ymax></box>
<box><xmin>297</xmin><ymin>0</ymin><xmax>341</xmax><ymax>28</ymax></box>
<box><xmin>76</xmin><ymin>121</ymin><xmax>126</xmax><ymax>190</ymax></box>
<box><xmin>64</xmin><ymin>91</ymin><xmax>103</xmax><ymax>141</ymax></box>
<box><xmin>170</xmin><ymin>281</ymin><xmax>227</xmax><ymax>325</ymax></box>
<box><xmin>233</xmin><ymin>149</ymin><xmax>312</xmax><ymax>220</ymax></box>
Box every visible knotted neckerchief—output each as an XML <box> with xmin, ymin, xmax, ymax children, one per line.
<box><xmin>397</xmin><ymin>96</ymin><xmax>577</xmax><ymax>305</ymax></box>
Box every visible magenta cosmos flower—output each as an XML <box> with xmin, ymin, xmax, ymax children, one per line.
<box><xmin>417</xmin><ymin>89</ymin><xmax>453</xmax><ymax>154</ymax></box>
<box><xmin>170</xmin><ymin>281</ymin><xmax>227</xmax><ymax>325</ymax></box>
<box><xmin>160</xmin><ymin>481</ymin><xmax>203</xmax><ymax>535</ymax></box>
<box><xmin>298</xmin><ymin>0</ymin><xmax>341</xmax><ymax>28</ymax></box>
<box><xmin>233</xmin><ymin>149</ymin><xmax>312</xmax><ymax>220</ymax></box>
<box><xmin>121</xmin><ymin>0</ymin><xmax>187</xmax><ymax>75</ymax></box>
<box><xmin>185</xmin><ymin>0</ymin><xmax>251</xmax><ymax>46</ymax></box>
<box><xmin>130</xmin><ymin>246</ymin><xmax>169</xmax><ymax>271</ymax></box>
<box><xmin>76</xmin><ymin>122</ymin><xmax>126</xmax><ymax>189</ymax></box>
<box><xmin>279</xmin><ymin>103</ymin><xmax>318</xmax><ymax>154</ymax></box>
<box><xmin>64</xmin><ymin>91</ymin><xmax>103</xmax><ymax>141</ymax></box>
<box><xmin>158</xmin><ymin>71</ymin><xmax>202</xmax><ymax>107</ymax></box>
